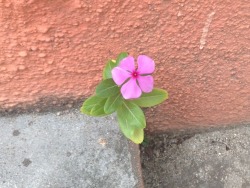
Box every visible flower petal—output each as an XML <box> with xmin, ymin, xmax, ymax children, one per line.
<box><xmin>119</xmin><ymin>56</ymin><xmax>135</xmax><ymax>72</ymax></box>
<box><xmin>137</xmin><ymin>75</ymin><xmax>154</xmax><ymax>93</ymax></box>
<box><xmin>112</xmin><ymin>67</ymin><xmax>131</xmax><ymax>86</ymax></box>
<box><xmin>121</xmin><ymin>79</ymin><xmax>142</xmax><ymax>99</ymax></box>
<box><xmin>137</xmin><ymin>55</ymin><xmax>155</xmax><ymax>74</ymax></box>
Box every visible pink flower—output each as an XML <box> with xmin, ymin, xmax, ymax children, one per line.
<box><xmin>111</xmin><ymin>55</ymin><xmax>155</xmax><ymax>99</ymax></box>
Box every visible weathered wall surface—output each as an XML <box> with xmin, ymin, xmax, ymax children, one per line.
<box><xmin>0</xmin><ymin>0</ymin><xmax>249</xmax><ymax>131</ymax></box>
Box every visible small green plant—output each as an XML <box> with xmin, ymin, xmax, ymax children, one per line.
<box><xmin>81</xmin><ymin>52</ymin><xmax>168</xmax><ymax>144</ymax></box>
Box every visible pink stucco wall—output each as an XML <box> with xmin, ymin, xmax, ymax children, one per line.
<box><xmin>0</xmin><ymin>0</ymin><xmax>249</xmax><ymax>132</ymax></box>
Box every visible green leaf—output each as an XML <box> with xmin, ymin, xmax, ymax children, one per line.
<box><xmin>117</xmin><ymin>114</ymin><xmax>135</xmax><ymax>140</ymax></box>
<box><xmin>91</xmin><ymin>98</ymin><xmax>110</xmax><ymax>116</ymax></box>
<box><xmin>131</xmin><ymin>128</ymin><xmax>144</xmax><ymax>144</ymax></box>
<box><xmin>132</xmin><ymin>88</ymin><xmax>168</xmax><ymax>107</ymax></box>
<box><xmin>102</xmin><ymin>52</ymin><xmax>128</xmax><ymax>80</ymax></box>
<box><xmin>104</xmin><ymin>93</ymin><xmax>123</xmax><ymax>114</ymax></box>
<box><xmin>116</xmin><ymin>52</ymin><xmax>128</xmax><ymax>64</ymax></box>
<box><xmin>117</xmin><ymin>101</ymin><xmax>146</xmax><ymax>144</ymax></box>
<box><xmin>80</xmin><ymin>95</ymin><xmax>109</xmax><ymax>116</ymax></box>
<box><xmin>96</xmin><ymin>79</ymin><xmax>119</xmax><ymax>98</ymax></box>
<box><xmin>103</xmin><ymin>59</ymin><xmax>117</xmax><ymax>80</ymax></box>
<box><xmin>117</xmin><ymin>101</ymin><xmax>146</xmax><ymax>129</ymax></box>
<box><xmin>116</xmin><ymin>109</ymin><xmax>144</xmax><ymax>144</ymax></box>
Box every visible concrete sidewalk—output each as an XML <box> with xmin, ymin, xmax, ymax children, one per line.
<box><xmin>141</xmin><ymin>125</ymin><xmax>250</xmax><ymax>188</ymax></box>
<box><xmin>0</xmin><ymin>110</ymin><xmax>143</xmax><ymax>188</ymax></box>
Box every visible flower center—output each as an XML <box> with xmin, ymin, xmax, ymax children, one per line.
<box><xmin>131</xmin><ymin>70</ymin><xmax>139</xmax><ymax>79</ymax></box>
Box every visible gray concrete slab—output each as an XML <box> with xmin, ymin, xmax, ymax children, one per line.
<box><xmin>0</xmin><ymin>110</ymin><xmax>142</xmax><ymax>188</ymax></box>
<box><xmin>141</xmin><ymin>125</ymin><xmax>250</xmax><ymax>188</ymax></box>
